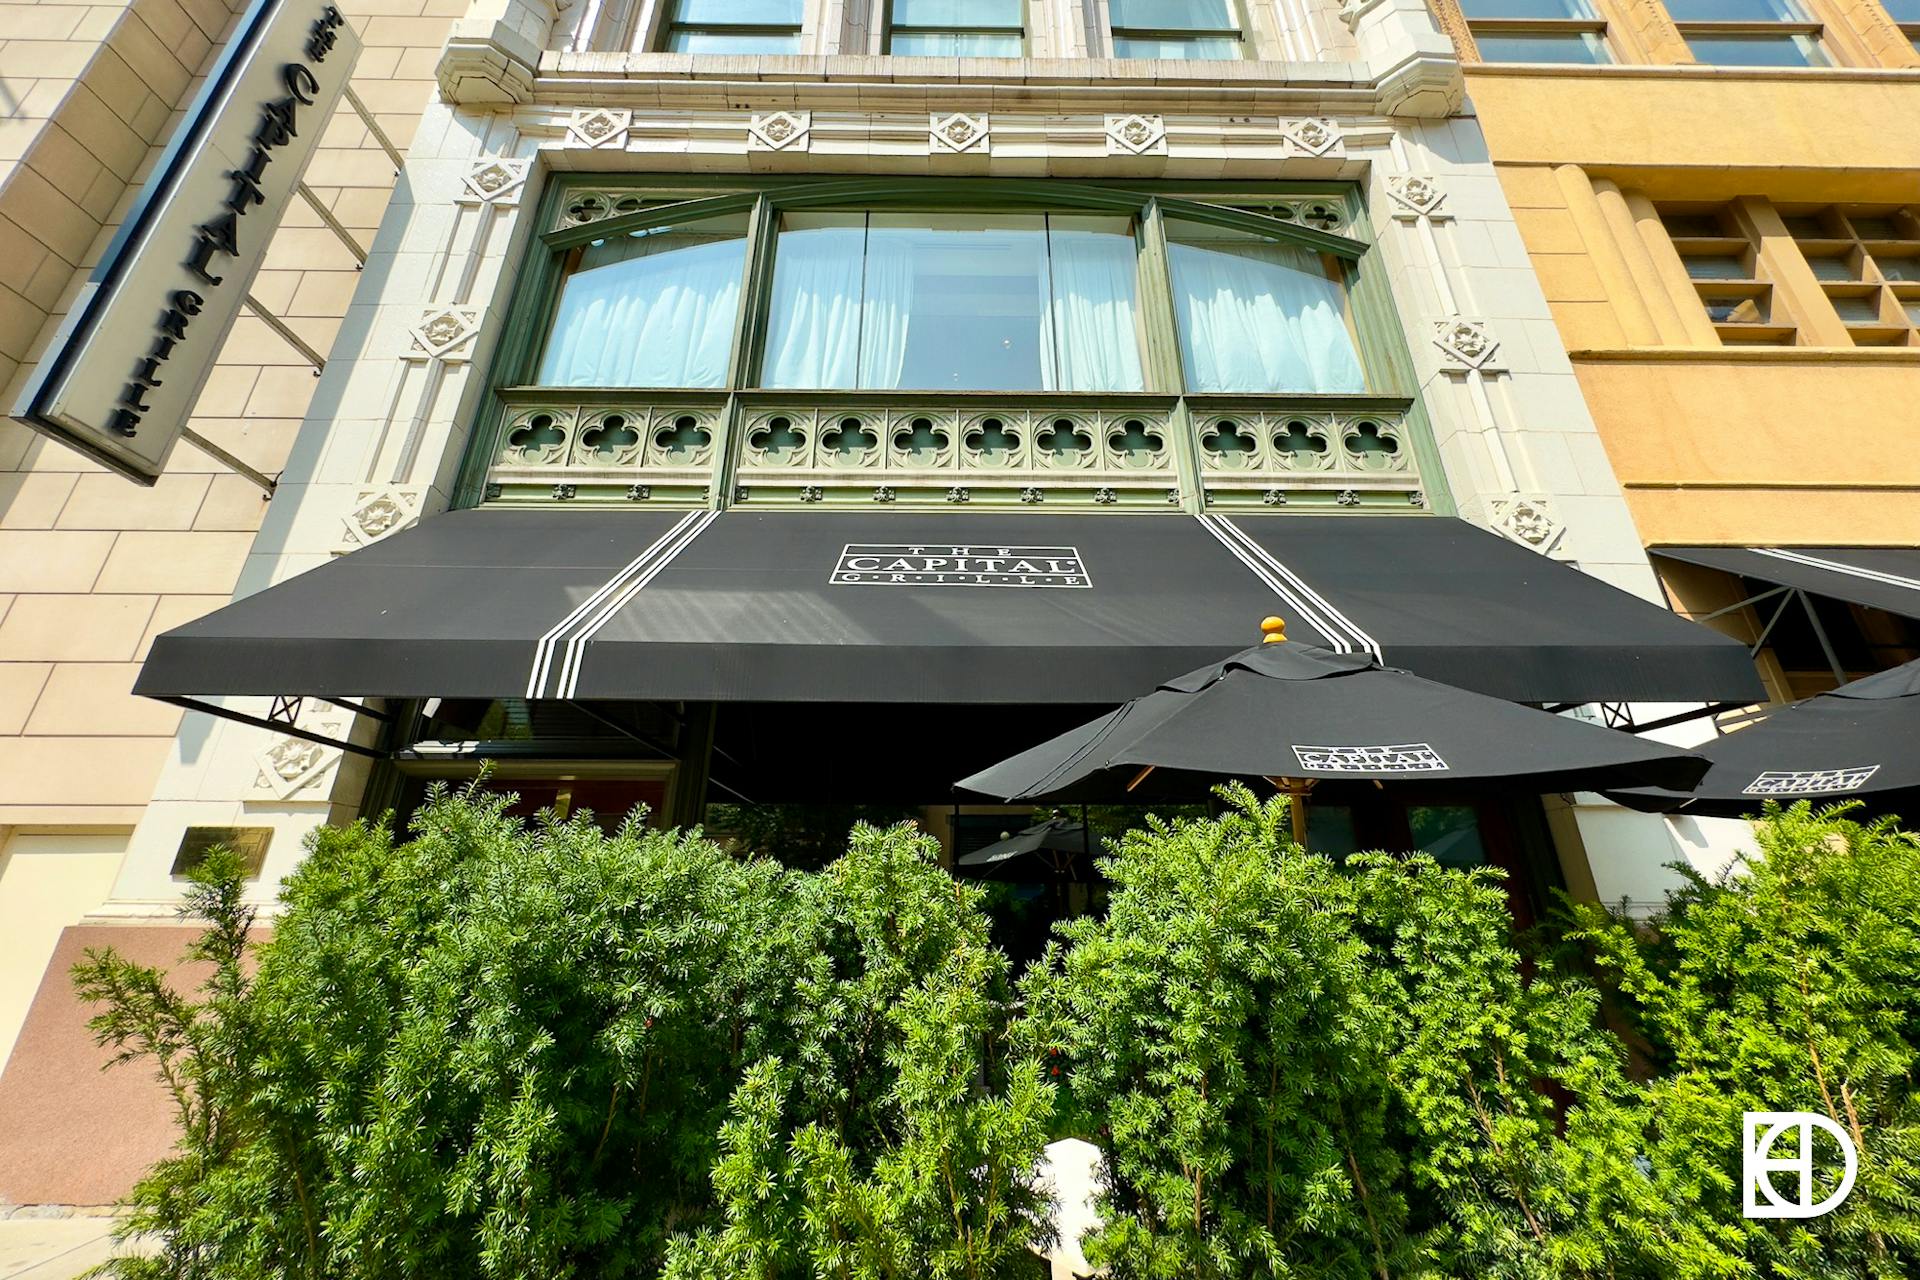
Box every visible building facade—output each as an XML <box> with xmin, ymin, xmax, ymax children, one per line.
<box><xmin>1431</xmin><ymin>0</ymin><xmax>1920</xmax><ymax>891</ymax></box>
<box><xmin>0</xmin><ymin>0</ymin><xmax>1764</xmax><ymax>1214</ymax></box>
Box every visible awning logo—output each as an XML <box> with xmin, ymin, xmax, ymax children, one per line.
<box><xmin>1292</xmin><ymin>743</ymin><xmax>1448</xmax><ymax>774</ymax></box>
<box><xmin>1743</xmin><ymin>765</ymin><xmax>1879</xmax><ymax>796</ymax></box>
<box><xmin>832</xmin><ymin>544</ymin><xmax>1090</xmax><ymax>588</ymax></box>
<box><xmin>1743</xmin><ymin>1111</ymin><xmax>1858</xmax><ymax>1219</ymax></box>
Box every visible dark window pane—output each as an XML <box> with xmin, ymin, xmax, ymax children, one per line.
<box><xmin>1407</xmin><ymin>806</ymin><xmax>1489</xmax><ymax>869</ymax></box>
<box><xmin>1472</xmin><ymin>31</ymin><xmax>1610</xmax><ymax>61</ymax></box>
<box><xmin>1110</xmin><ymin>0</ymin><xmax>1235</xmax><ymax>28</ymax></box>
<box><xmin>894</xmin><ymin>0</ymin><xmax>1024</xmax><ymax>24</ymax></box>
<box><xmin>1681</xmin><ymin>253</ymin><xmax>1749</xmax><ymax>280</ymax></box>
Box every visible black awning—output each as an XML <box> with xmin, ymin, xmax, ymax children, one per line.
<box><xmin>1653</xmin><ymin>546</ymin><xmax>1920</xmax><ymax>621</ymax></box>
<box><xmin>137</xmin><ymin>510</ymin><xmax>1764</xmax><ymax>706</ymax></box>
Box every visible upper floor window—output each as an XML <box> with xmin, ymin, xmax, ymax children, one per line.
<box><xmin>761</xmin><ymin>213</ymin><xmax>1146</xmax><ymax>392</ymax></box>
<box><xmin>1782</xmin><ymin>205</ymin><xmax>1920</xmax><ymax>345</ymax></box>
<box><xmin>1666</xmin><ymin>0</ymin><xmax>1828</xmax><ymax>65</ymax></box>
<box><xmin>658</xmin><ymin>0</ymin><xmax>803</xmax><ymax>53</ymax></box>
<box><xmin>1460</xmin><ymin>0</ymin><xmax>1613</xmax><ymax>63</ymax></box>
<box><xmin>1109</xmin><ymin>0</ymin><xmax>1245</xmax><ymax>58</ymax></box>
<box><xmin>1885</xmin><ymin>0</ymin><xmax>1920</xmax><ymax>51</ymax></box>
<box><xmin>540</xmin><ymin>214</ymin><xmax>751</xmax><ymax>387</ymax></box>
<box><xmin>887</xmin><ymin>0</ymin><xmax>1025</xmax><ymax>54</ymax></box>
<box><xmin>532</xmin><ymin>194</ymin><xmax>1372</xmax><ymax>396</ymax></box>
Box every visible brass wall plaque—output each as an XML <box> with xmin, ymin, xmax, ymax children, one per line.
<box><xmin>171</xmin><ymin>826</ymin><xmax>273</xmax><ymax>878</ymax></box>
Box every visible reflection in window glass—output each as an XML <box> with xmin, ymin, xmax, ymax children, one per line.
<box><xmin>889</xmin><ymin>0</ymin><xmax>1024</xmax><ymax>54</ymax></box>
<box><xmin>760</xmin><ymin>213</ymin><xmax>1145</xmax><ymax>392</ymax></box>
<box><xmin>1165</xmin><ymin>220</ymin><xmax>1366</xmax><ymax>394</ymax></box>
<box><xmin>1459</xmin><ymin>0</ymin><xmax>1596</xmax><ymax>14</ymax></box>
<box><xmin>1665</xmin><ymin>0</ymin><xmax>1805</xmax><ymax>18</ymax></box>
<box><xmin>1682</xmin><ymin>32</ymin><xmax>1824</xmax><ymax>64</ymax></box>
<box><xmin>1305</xmin><ymin>805</ymin><xmax>1359</xmax><ymax>859</ymax></box>
<box><xmin>1110</xmin><ymin>0</ymin><xmax>1242</xmax><ymax>57</ymax></box>
<box><xmin>662</xmin><ymin>0</ymin><xmax>803</xmax><ymax>53</ymax></box>
<box><xmin>1471</xmin><ymin>31</ymin><xmax>1611</xmax><ymax>61</ymax></box>
<box><xmin>538</xmin><ymin>216</ymin><xmax>749</xmax><ymax>388</ymax></box>
<box><xmin>1681</xmin><ymin>254</ymin><xmax>1749</xmax><ymax>280</ymax></box>
<box><xmin>1407</xmin><ymin>805</ymin><xmax>1488</xmax><ymax>870</ymax></box>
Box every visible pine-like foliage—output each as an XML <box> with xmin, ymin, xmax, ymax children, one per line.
<box><xmin>74</xmin><ymin>786</ymin><xmax>1049</xmax><ymax>1279</ymax></box>
<box><xmin>1570</xmin><ymin>801</ymin><xmax>1920</xmax><ymax>1279</ymax></box>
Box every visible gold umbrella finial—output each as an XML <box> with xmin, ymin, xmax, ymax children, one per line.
<box><xmin>1260</xmin><ymin>615</ymin><xmax>1287</xmax><ymax>644</ymax></box>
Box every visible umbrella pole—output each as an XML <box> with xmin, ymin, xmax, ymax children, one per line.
<box><xmin>1264</xmin><ymin>776</ymin><xmax>1316</xmax><ymax>845</ymax></box>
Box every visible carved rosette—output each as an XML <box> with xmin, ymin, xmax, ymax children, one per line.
<box><xmin>1432</xmin><ymin>319</ymin><xmax>1504</xmax><ymax>371</ymax></box>
<box><xmin>1385</xmin><ymin>174</ymin><xmax>1451</xmax><ymax>222</ymax></box>
<box><xmin>459</xmin><ymin>156</ymin><xmax>530</xmax><ymax>205</ymax></box>
<box><xmin>250</xmin><ymin>708</ymin><xmax>348</xmax><ymax>800</ymax></box>
<box><xmin>1105</xmin><ymin>114</ymin><xmax>1167</xmax><ymax>156</ymax></box>
<box><xmin>929</xmin><ymin>112</ymin><xmax>990</xmax><ymax>154</ymax></box>
<box><xmin>338</xmin><ymin>485</ymin><xmax>425</xmax><ymax>553</ymax></box>
<box><xmin>1487</xmin><ymin>495</ymin><xmax>1569</xmax><ymax>556</ymax></box>
<box><xmin>749</xmin><ymin>110</ymin><xmax>811</xmax><ymax>152</ymax></box>
<box><xmin>566</xmin><ymin>107</ymin><xmax>632</xmax><ymax>150</ymax></box>
<box><xmin>1279</xmin><ymin>117</ymin><xmax>1344</xmax><ymax>158</ymax></box>
<box><xmin>407</xmin><ymin>307</ymin><xmax>483</xmax><ymax>363</ymax></box>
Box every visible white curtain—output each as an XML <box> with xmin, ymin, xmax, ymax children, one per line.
<box><xmin>1168</xmin><ymin>237</ymin><xmax>1366</xmax><ymax>394</ymax></box>
<box><xmin>1044</xmin><ymin>223</ymin><xmax>1146</xmax><ymax>393</ymax></box>
<box><xmin>538</xmin><ymin>231</ymin><xmax>744</xmax><ymax>387</ymax></box>
<box><xmin>760</xmin><ymin>223</ymin><xmax>866</xmax><ymax>388</ymax></box>
<box><xmin>857</xmin><ymin>227</ymin><xmax>919</xmax><ymax>390</ymax></box>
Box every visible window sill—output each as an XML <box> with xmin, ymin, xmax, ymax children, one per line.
<box><xmin>1465</xmin><ymin>60</ymin><xmax>1920</xmax><ymax>79</ymax></box>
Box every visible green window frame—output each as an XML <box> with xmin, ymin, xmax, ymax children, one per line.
<box><xmin>460</xmin><ymin>177</ymin><xmax>1448</xmax><ymax>513</ymax></box>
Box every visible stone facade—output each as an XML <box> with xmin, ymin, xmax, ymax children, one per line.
<box><xmin>1</xmin><ymin>0</ymin><xmax>1676</xmax><ymax>1210</ymax></box>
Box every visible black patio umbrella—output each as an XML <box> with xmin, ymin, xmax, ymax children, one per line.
<box><xmin>955</xmin><ymin>619</ymin><xmax>1709</xmax><ymax>840</ymax></box>
<box><xmin>1606</xmin><ymin>658</ymin><xmax>1920</xmax><ymax>818</ymax></box>
<box><xmin>956</xmin><ymin>817</ymin><xmax>1102</xmax><ymax>881</ymax></box>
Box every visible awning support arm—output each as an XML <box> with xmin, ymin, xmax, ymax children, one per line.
<box><xmin>1626</xmin><ymin>701</ymin><xmax>1750</xmax><ymax>735</ymax></box>
<box><xmin>157</xmin><ymin>697</ymin><xmax>386</xmax><ymax>759</ymax></box>
<box><xmin>1795</xmin><ymin>587</ymin><xmax>1849</xmax><ymax>687</ymax></box>
<box><xmin>1697</xmin><ymin>583</ymin><xmax>1791</xmax><ymax>624</ymax></box>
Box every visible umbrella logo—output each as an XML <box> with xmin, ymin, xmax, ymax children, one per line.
<box><xmin>1742</xmin><ymin>765</ymin><xmax>1879</xmax><ymax>796</ymax></box>
<box><xmin>1293</xmin><ymin>743</ymin><xmax>1449</xmax><ymax>774</ymax></box>
<box><xmin>1743</xmin><ymin>1112</ymin><xmax>1858</xmax><ymax>1219</ymax></box>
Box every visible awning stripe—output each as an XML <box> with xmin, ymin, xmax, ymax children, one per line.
<box><xmin>1752</xmin><ymin>547</ymin><xmax>1920</xmax><ymax>594</ymax></box>
<box><xmin>1198</xmin><ymin>514</ymin><xmax>1382</xmax><ymax>660</ymax></box>
<box><xmin>552</xmin><ymin>510</ymin><xmax>716</xmax><ymax>698</ymax></box>
<box><xmin>1195</xmin><ymin>513</ymin><xmax>1354</xmax><ymax>653</ymax></box>
<box><xmin>525</xmin><ymin>510</ymin><xmax>710</xmax><ymax>699</ymax></box>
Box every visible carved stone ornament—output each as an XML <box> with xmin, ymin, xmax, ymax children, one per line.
<box><xmin>1020</xmin><ymin>486</ymin><xmax>1044</xmax><ymax>504</ymax></box>
<box><xmin>1488</xmin><ymin>495</ymin><xmax>1568</xmax><ymax>555</ymax></box>
<box><xmin>566</xmin><ymin>107</ymin><xmax>631</xmax><ymax>150</ymax></box>
<box><xmin>251</xmin><ymin>710</ymin><xmax>347</xmax><ymax>800</ymax></box>
<box><xmin>930</xmin><ymin>112</ymin><xmax>989</xmax><ymax>154</ymax></box>
<box><xmin>1105</xmin><ymin>113</ymin><xmax>1166</xmax><ymax>156</ymax></box>
<box><xmin>1279</xmin><ymin>117</ymin><xmax>1343</xmax><ymax>158</ymax></box>
<box><xmin>946</xmin><ymin>486</ymin><xmax>971</xmax><ymax>504</ymax></box>
<box><xmin>749</xmin><ymin>110</ymin><xmax>811</xmax><ymax>152</ymax></box>
<box><xmin>1432</xmin><ymin>318</ymin><xmax>1503</xmax><ymax>371</ymax></box>
<box><xmin>459</xmin><ymin>156</ymin><xmax>530</xmax><ymax>205</ymax></box>
<box><xmin>1385</xmin><ymin>174</ymin><xmax>1450</xmax><ymax>222</ymax></box>
<box><xmin>800</xmin><ymin>485</ymin><xmax>823</xmax><ymax>502</ymax></box>
<box><xmin>873</xmin><ymin>485</ymin><xmax>896</xmax><ymax>502</ymax></box>
<box><xmin>338</xmin><ymin>485</ymin><xmax>425</xmax><ymax>553</ymax></box>
<box><xmin>1094</xmin><ymin>487</ymin><xmax>1118</xmax><ymax>505</ymax></box>
<box><xmin>407</xmin><ymin>306</ymin><xmax>482</xmax><ymax>363</ymax></box>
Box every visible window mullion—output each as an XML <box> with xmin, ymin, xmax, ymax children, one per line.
<box><xmin>1135</xmin><ymin>199</ymin><xmax>1188</xmax><ymax>397</ymax></box>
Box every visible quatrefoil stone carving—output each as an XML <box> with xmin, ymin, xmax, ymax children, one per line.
<box><xmin>460</xmin><ymin>156</ymin><xmax>529</xmax><ymax>205</ymax></box>
<box><xmin>408</xmin><ymin>307</ymin><xmax>482</xmax><ymax>362</ymax></box>
<box><xmin>1433</xmin><ymin>319</ymin><xmax>1504</xmax><ymax>371</ymax></box>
